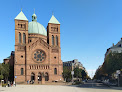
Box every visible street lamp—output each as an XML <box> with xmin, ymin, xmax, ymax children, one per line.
<box><xmin>116</xmin><ymin>70</ymin><xmax>121</xmax><ymax>87</ymax></box>
<box><xmin>71</xmin><ymin>71</ymin><xmax>74</xmax><ymax>84</ymax></box>
<box><xmin>91</xmin><ymin>71</ymin><xmax>93</xmax><ymax>87</ymax></box>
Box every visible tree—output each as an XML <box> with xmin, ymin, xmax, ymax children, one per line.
<box><xmin>81</xmin><ymin>70</ymin><xmax>87</xmax><ymax>79</ymax></box>
<box><xmin>62</xmin><ymin>66</ymin><xmax>72</xmax><ymax>82</ymax></box>
<box><xmin>2</xmin><ymin>63</ymin><xmax>9</xmax><ymax>82</ymax></box>
<box><xmin>0</xmin><ymin>75</ymin><xmax>3</xmax><ymax>80</ymax></box>
<box><xmin>0</xmin><ymin>63</ymin><xmax>9</xmax><ymax>82</ymax></box>
<box><xmin>103</xmin><ymin>53</ymin><xmax>122</xmax><ymax>75</ymax></box>
<box><xmin>0</xmin><ymin>64</ymin><xmax>3</xmax><ymax>80</ymax></box>
<box><xmin>74</xmin><ymin>67</ymin><xmax>82</xmax><ymax>78</ymax></box>
<box><xmin>94</xmin><ymin>52</ymin><xmax>122</xmax><ymax>80</ymax></box>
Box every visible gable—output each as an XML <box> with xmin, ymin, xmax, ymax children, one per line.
<box><xmin>28</xmin><ymin>38</ymin><xmax>50</xmax><ymax>51</ymax></box>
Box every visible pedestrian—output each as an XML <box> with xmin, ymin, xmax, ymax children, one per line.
<box><xmin>11</xmin><ymin>81</ymin><xmax>13</xmax><ymax>87</ymax></box>
<box><xmin>8</xmin><ymin>81</ymin><xmax>10</xmax><ymax>87</ymax></box>
<box><xmin>13</xmin><ymin>81</ymin><xmax>16</xmax><ymax>87</ymax></box>
<box><xmin>30</xmin><ymin>80</ymin><xmax>31</xmax><ymax>84</ymax></box>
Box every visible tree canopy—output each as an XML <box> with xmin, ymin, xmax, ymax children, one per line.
<box><xmin>0</xmin><ymin>63</ymin><xmax>9</xmax><ymax>81</ymax></box>
<box><xmin>94</xmin><ymin>52</ymin><xmax>122</xmax><ymax>79</ymax></box>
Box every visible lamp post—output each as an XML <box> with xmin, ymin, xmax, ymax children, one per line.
<box><xmin>116</xmin><ymin>70</ymin><xmax>121</xmax><ymax>87</ymax></box>
<box><xmin>91</xmin><ymin>71</ymin><xmax>93</xmax><ymax>87</ymax></box>
<box><xmin>71</xmin><ymin>71</ymin><xmax>74</xmax><ymax>84</ymax></box>
<box><xmin>118</xmin><ymin>74</ymin><xmax>119</xmax><ymax>87</ymax></box>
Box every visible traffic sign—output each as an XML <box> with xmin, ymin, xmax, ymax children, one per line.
<box><xmin>71</xmin><ymin>71</ymin><xmax>74</xmax><ymax>75</ymax></box>
<box><xmin>116</xmin><ymin>70</ymin><xmax>121</xmax><ymax>74</ymax></box>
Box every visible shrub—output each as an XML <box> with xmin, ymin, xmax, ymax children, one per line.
<box><xmin>2</xmin><ymin>84</ymin><xmax>7</xmax><ymax>87</ymax></box>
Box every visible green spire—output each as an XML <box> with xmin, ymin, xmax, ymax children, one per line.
<box><xmin>15</xmin><ymin>10</ymin><xmax>28</xmax><ymax>21</ymax></box>
<box><xmin>32</xmin><ymin>8</ymin><xmax>37</xmax><ymax>21</ymax></box>
<box><xmin>48</xmin><ymin>14</ymin><xmax>60</xmax><ymax>24</ymax></box>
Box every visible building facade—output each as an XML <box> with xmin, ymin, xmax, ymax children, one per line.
<box><xmin>105</xmin><ymin>38</ymin><xmax>122</xmax><ymax>57</ymax></box>
<box><xmin>63</xmin><ymin>59</ymin><xmax>85</xmax><ymax>71</ymax></box>
<box><xmin>4</xmin><ymin>10</ymin><xmax>63</xmax><ymax>83</ymax></box>
<box><xmin>3</xmin><ymin>51</ymin><xmax>14</xmax><ymax>66</ymax></box>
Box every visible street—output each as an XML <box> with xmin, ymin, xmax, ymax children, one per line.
<box><xmin>77</xmin><ymin>80</ymin><xmax>109</xmax><ymax>88</ymax></box>
<box><xmin>0</xmin><ymin>81</ymin><xmax>122</xmax><ymax>92</ymax></box>
<box><xmin>75</xmin><ymin>80</ymin><xmax>122</xmax><ymax>92</ymax></box>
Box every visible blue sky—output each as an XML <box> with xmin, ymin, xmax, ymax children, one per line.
<box><xmin>0</xmin><ymin>0</ymin><xmax>122</xmax><ymax>77</ymax></box>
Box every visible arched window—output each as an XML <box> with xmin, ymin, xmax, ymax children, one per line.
<box><xmin>23</xmin><ymin>33</ymin><xmax>26</xmax><ymax>43</ymax></box>
<box><xmin>31</xmin><ymin>72</ymin><xmax>35</xmax><ymax>81</ymax></box>
<box><xmin>54</xmin><ymin>68</ymin><xmax>57</xmax><ymax>75</ymax></box>
<box><xmin>21</xmin><ymin>68</ymin><xmax>24</xmax><ymax>75</ymax></box>
<box><xmin>52</xmin><ymin>35</ymin><xmax>54</xmax><ymax>45</ymax></box>
<box><xmin>45</xmin><ymin>72</ymin><xmax>49</xmax><ymax>81</ymax></box>
<box><xmin>38</xmin><ymin>72</ymin><xmax>42</xmax><ymax>81</ymax></box>
<box><xmin>56</xmin><ymin>36</ymin><xmax>58</xmax><ymax>46</ymax></box>
<box><xmin>19</xmin><ymin>33</ymin><xmax>21</xmax><ymax>43</ymax></box>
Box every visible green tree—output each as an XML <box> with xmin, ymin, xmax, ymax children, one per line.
<box><xmin>0</xmin><ymin>75</ymin><xmax>3</xmax><ymax>80</ymax></box>
<box><xmin>0</xmin><ymin>64</ymin><xmax>3</xmax><ymax>80</ymax></box>
<box><xmin>81</xmin><ymin>70</ymin><xmax>87</xmax><ymax>79</ymax></box>
<box><xmin>103</xmin><ymin>53</ymin><xmax>122</xmax><ymax>75</ymax></box>
<box><xmin>94</xmin><ymin>52</ymin><xmax>122</xmax><ymax>80</ymax></box>
<box><xmin>2</xmin><ymin>63</ymin><xmax>9</xmax><ymax>82</ymax></box>
<box><xmin>74</xmin><ymin>67</ymin><xmax>82</xmax><ymax>78</ymax></box>
<box><xmin>0</xmin><ymin>63</ymin><xmax>9</xmax><ymax>82</ymax></box>
<box><xmin>62</xmin><ymin>66</ymin><xmax>72</xmax><ymax>82</ymax></box>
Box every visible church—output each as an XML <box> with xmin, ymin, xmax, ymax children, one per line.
<box><xmin>4</xmin><ymin>10</ymin><xmax>63</xmax><ymax>84</ymax></box>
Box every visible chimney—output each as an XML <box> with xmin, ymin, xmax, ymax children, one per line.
<box><xmin>113</xmin><ymin>43</ymin><xmax>114</xmax><ymax>46</ymax></box>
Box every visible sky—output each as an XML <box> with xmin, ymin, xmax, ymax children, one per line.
<box><xmin>0</xmin><ymin>0</ymin><xmax>122</xmax><ymax>78</ymax></box>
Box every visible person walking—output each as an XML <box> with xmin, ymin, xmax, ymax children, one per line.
<box><xmin>13</xmin><ymin>81</ymin><xmax>16</xmax><ymax>87</ymax></box>
<box><xmin>8</xmin><ymin>81</ymin><xmax>10</xmax><ymax>87</ymax></box>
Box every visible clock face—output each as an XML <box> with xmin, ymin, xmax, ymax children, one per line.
<box><xmin>33</xmin><ymin>50</ymin><xmax>46</xmax><ymax>62</ymax></box>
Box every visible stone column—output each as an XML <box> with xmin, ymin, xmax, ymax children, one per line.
<box><xmin>41</xmin><ymin>72</ymin><xmax>45</xmax><ymax>84</ymax></box>
<box><xmin>41</xmin><ymin>77</ymin><xmax>45</xmax><ymax>84</ymax></box>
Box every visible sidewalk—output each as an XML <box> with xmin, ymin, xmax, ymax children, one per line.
<box><xmin>111</xmin><ymin>86</ymin><xmax>122</xmax><ymax>90</ymax></box>
<box><xmin>103</xmin><ymin>82</ymin><xmax>122</xmax><ymax>90</ymax></box>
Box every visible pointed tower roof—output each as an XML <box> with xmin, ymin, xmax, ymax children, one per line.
<box><xmin>15</xmin><ymin>10</ymin><xmax>28</xmax><ymax>21</ymax></box>
<box><xmin>48</xmin><ymin>15</ymin><xmax>60</xmax><ymax>24</ymax></box>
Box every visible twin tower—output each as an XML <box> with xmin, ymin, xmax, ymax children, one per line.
<box><xmin>14</xmin><ymin>10</ymin><xmax>63</xmax><ymax>83</ymax></box>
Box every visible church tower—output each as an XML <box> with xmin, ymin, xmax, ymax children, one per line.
<box><xmin>47</xmin><ymin>14</ymin><xmax>63</xmax><ymax>80</ymax></box>
<box><xmin>14</xmin><ymin>10</ymin><xmax>28</xmax><ymax>82</ymax></box>
<box><xmin>47</xmin><ymin>14</ymin><xmax>60</xmax><ymax>47</ymax></box>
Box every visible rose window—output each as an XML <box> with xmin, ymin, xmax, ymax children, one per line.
<box><xmin>33</xmin><ymin>50</ymin><xmax>46</xmax><ymax>62</ymax></box>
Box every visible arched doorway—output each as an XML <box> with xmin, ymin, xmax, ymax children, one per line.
<box><xmin>38</xmin><ymin>72</ymin><xmax>42</xmax><ymax>81</ymax></box>
<box><xmin>45</xmin><ymin>72</ymin><xmax>49</xmax><ymax>81</ymax></box>
<box><xmin>31</xmin><ymin>72</ymin><xmax>35</xmax><ymax>81</ymax></box>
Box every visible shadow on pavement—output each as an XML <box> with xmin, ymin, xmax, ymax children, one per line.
<box><xmin>66</xmin><ymin>82</ymin><xmax>122</xmax><ymax>90</ymax></box>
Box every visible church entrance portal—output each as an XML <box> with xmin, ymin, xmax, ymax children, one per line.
<box><xmin>38</xmin><ymin>72</ymin><xmax>42</xmax><ymax>81</ymax></box>
<box><xmin>45</xmin><ymin>72</ymin><xmax>49</xmax><ymax>81</ymax></box>
<box><xmin>31</xmin><ymin>73</ymin><xmax>35</xmax><ymax>81</ymax></box>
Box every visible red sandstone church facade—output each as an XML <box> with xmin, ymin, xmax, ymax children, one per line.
<box><xmin>4</xmin><ymin>10</ymin><xmax>63</xmax><ymax>83</ymax></box>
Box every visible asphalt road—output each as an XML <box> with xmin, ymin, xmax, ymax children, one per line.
<box><xmin>74</xmin><ymin>80</ymin><xmax>122</xmax><ymax>92</ymax></box>
<box><xmin>77</xmin><ymin>80</ymin><xmax>109</xmax><ymax>88</ymax></box>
